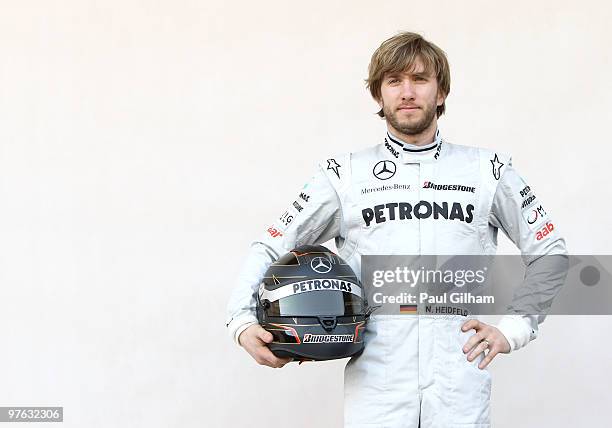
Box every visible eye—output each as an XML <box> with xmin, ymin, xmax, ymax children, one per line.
<box><xmin>414</xmin><ymin>76</ymin><xmax>426</xmax><ymax>82</ymax></box>
<box><xmin>388</xmin><ymin>78</ymin><xmax>399</xmax><ymax>84</ymax></box>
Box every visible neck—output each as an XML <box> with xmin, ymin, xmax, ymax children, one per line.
<box><xmin>387</xmin><ymin>119</ymin><xmax>438</xmax><ymax>146</ymax></box>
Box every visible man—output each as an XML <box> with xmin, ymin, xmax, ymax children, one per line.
<box><xmin>226</xmin><ymin>32</ymin><xmax>568</xmax><ymax>427</ymax></box>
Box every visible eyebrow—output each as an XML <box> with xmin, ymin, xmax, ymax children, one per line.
<box><xmin>409</xmin><ymin>69</ymin><xmax>432</xmax><ymax>78</ymax></box>
<box><xmin>386</xmin><ymin>70</ymin><xmax>431</xmax><ymax>78</ymax></box>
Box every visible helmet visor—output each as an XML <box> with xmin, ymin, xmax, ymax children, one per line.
<box><xmin>266</xmin><ymin>290</ymin><xmax>364</xmax><ymax>317</ymax></box>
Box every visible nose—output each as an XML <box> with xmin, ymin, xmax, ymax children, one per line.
<box><xmin>400</xmin><ymin>80</ymin><xmax>416</xmax><ymax>100</ymax></box>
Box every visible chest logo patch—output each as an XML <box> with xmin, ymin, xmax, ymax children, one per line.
<box><xmin>373</xmin><ymin>160</ymin><xmax>397</xmax><ymax>180</ymax></box>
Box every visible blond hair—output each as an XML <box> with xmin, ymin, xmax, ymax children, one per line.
<box><xmin>366</xmin><ymin>32</ymin><xmax>451</xmax><ymax>118</ymax></box>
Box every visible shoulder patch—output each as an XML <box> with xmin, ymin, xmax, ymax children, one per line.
<box><xmin>326</xmin><ymin>158</ymin><xmax>342</xmax><ymax>179</ymax></box>
<box><xmin>320</xmin><ymin>152</ymin><xmax>352</xmax><ymax>195</ymax></box>
<box><xmin>479</xmin><ymin>148</ymin><xmax>511</xmax><ymax>182</ymax></box>
<box><xmin>490</xmin><ymin>153</ymin><xmax>505</xmax><ymax>180</ymax></box>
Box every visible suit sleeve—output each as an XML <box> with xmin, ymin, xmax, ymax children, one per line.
<box><xmin>225</xmin><ymin>165</ymin><xmax>342</xmax><ymax>344</ymax></box>
<box><xmin>489</xmin><ymin>160</ymin><xmax>569</xmax><ymax>352</ymax></box>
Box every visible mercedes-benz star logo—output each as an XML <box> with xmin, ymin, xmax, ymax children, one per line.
<box><xmin>310</xmin><ymin>257</ymin><xmax>332</xmax><ymax>274</ymax></box>
<box><xmin>373</xmin><ymin>160</ymin><xmax>397</xmax><ymax>180</ymax></box>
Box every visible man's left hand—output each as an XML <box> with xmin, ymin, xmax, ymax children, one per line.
<box><xmin>461</xmin><ymin>320</ymin><xmax>511</xmax><ymax>369</ymax></box>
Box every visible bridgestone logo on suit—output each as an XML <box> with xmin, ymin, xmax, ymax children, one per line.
<box><xmin>362</xmin><ymin>201</ymin><xmax>475</xmax><ymax>226</ymax></box>
<box><xmin>422</xmin><ymin>181</ymin><xmax>475</xmax><ymax>193</ymax></box>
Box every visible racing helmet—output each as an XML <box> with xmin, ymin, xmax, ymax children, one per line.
<box><xmin>256</xmin><ymin>244</ymin><xmax>368</xmax><ymax>361</ymax></box>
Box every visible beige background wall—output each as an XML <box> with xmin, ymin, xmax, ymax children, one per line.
<box><xmin>0</xmin><ymin>1</ymin><xmax>610</xmax><ymax>427</ymax></box>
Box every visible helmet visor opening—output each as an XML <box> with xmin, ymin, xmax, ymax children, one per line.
<box><xmin>266</xmin><ymin>290</ymin><xmax>364</xmax><ymax>317</ymax></box>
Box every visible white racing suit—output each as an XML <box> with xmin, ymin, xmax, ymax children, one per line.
<box><xmin>226</xmin><ymin>129</ymin><xmax>567</xmax><ymax>427</ymax></box>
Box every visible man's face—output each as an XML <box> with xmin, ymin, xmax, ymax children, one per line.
<box><xmin>378</xmin><ymin>58</ymin><xmax>445</xmax><ymax>136</ymax></box>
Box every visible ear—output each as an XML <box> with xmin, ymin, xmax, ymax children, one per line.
<box><xmin>436</xmin><ymin>90</ymin><xmax>446</xmax><ymax>107</ymax></box>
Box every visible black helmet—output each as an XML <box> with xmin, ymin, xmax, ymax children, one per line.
<box><xmin>256</xmin><ymin>244</ymin><xmax>368</xmax><ymax>361</ymax></box>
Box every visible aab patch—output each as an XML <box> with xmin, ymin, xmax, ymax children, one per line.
<box><xmin>535</xmin><ymin>222</ymin><xmax>555</xmax><ymax>241</ymax></box>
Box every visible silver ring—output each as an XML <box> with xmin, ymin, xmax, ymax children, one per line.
<box><xmin>482</xmin><ymin>339</ymin><xmax>490</xmax><ymax>348</ymax></box>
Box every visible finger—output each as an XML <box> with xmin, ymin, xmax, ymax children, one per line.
<box><xmin>467</xmin><ymin>340</ymin><xmax>489</xmax><ymax>362</ymax></box>
<box><xmin>275</xmin><ymin>357</ymin><xmax>293</xmax><ymax>368</ymax></box>
<box><xmin>254</xmin><ymin>349</ymin><xmax>277</xmax><ymax>367</ymax></box>
<box><xmin>264</xmin><ymin>348</ymin><xmax>292</xmax><ymax>368</ymax></box>
<box><xmin>257</xmin><ymin>327</ymin><xmax>274</xmax><ymax>344</ymax></box>
<box><xmin>267</xmin><ymin>351</ymin><xmax>292</xmax><ymax>367</ymax></box>
<box><xmin>479</xmin><ymin>347</ymin><xmax>500</xmax><ymax>370</ymax></box>
<box><xmin>461</xmin><ymin>319</ymin><xmax>480</xmax><ymax>332</ymax></box>
<box><xmin>261</xmin><ymin>349</ymin><xmax>291</xmax><ymax>368</ymax></box>
<box><xmin>462</xmin><ymin>331</ymin><xmax>485</xmax><ymax>354</ymax></box>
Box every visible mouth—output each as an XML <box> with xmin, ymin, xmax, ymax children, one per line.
<box><xmin>397</xmin><ymin>106</ymin><xmax>420</xmax><ymax>111</ymax></box>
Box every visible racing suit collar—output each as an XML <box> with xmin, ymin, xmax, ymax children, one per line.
<box><xmin>384</xmin><ymin>128</ymin><xmax>444</xmax><ymax>163</ymax></box>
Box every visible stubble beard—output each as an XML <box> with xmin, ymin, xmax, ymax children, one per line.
<box><xmin>383</xmin><ymin>97</ymin><xmax>438</xmax><ymax>136</ymax></box>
